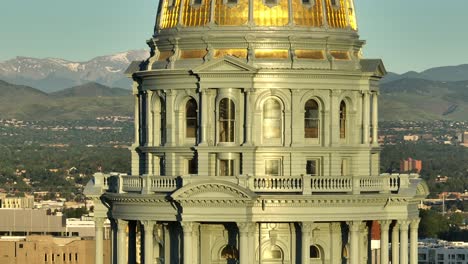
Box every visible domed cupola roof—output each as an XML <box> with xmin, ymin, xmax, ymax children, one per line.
<box><xmin>148</xmin><ymin>0</ymin><xmax>363</xmax><ymax>71</ymax></box>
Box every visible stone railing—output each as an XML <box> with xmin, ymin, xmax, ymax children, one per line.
<box><xmin>91</xmin><ymin>173</ymin><xmax>414</xmax><ymax>195</ymax></box>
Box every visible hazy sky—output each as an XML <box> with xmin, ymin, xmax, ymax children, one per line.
<box><xmin>1</xmin><ymin>0</ymin><xmax>467</xmax><ymax>73</ymax></box>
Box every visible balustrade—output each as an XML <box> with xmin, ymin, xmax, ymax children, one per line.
<box><xmin>93</xmin><ymin>173</ymin><xmax>407</xmax><ymax>195</ymax></box>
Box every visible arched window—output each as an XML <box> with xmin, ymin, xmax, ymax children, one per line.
<box><xmin>186</xmin><ymin>98</ymin><xmax>198</xmax><ymax>138</ymax></box>
<box><xmin>305</xmin><ymin>99</ymin><xmax>319</xmax><ymax>138</ymax></box>
<box><xmin>310</xmin><ymin>245</ymin><xmax>320</xmax><ymax>258</ymax></box>
<box><xmin>219</xmin><ymin>98</ymin><xmax>235</xmax><ymax>142</ymax></box>
<box><xmin>221</xmin><ymin>244</ymin><xmax>239</xmax><ymax>260</ymax></box>
<box><xmin>263</xmin><ymin>245</ymin><xmax>283</xmax><ymax>259</ymax></box>
<box><xmin>339</xmin><ymin>101</ymin><xmax>347</xmax><ymax>139</ymax></box>
<box><xmin>263</xmin><ymin>98</ymin><xmax>282</xmax><ymax>139</ymax></box>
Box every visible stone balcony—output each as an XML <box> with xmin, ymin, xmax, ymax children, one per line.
<box><xmin>88</xmin><ymin>173</ymin><xmax>420</xmax><ymax>196</ymax></box>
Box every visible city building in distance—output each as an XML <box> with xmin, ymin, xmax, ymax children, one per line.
<box><xmin>85</xmin><ymin>0</ymin><xmax>429</xmax><ymax>263</ymax></box>
<box><xmin>400</xmin><ymin>157</ymin><xmax>422</xmax><ymax>174</ymax></box>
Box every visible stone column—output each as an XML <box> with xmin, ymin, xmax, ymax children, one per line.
<box><xmin>117</xmin><ymin>220</ymin><xmax>128</xmax><ymax>264</ymax></box>
<box><xmin>358</xmin><ymin>222</ymin><xmax>368</xmax><ymax>264</ymax></box>
<box><xmin>372</xmin><ymin>92</ymin><xmax>379</xmax><ymax>145</ymax></box>
<box><xmin>362</xmin><ymin>91</ymin><xmax>370</xmax><ymax>144</ymax></box>
<box><xmin>182</xmin><ymin>222</ymin><xmax>194</xmax><ymax>264</ymax></box>
<box><xmin>128</xmin><ymin>221</ymin><xmax>137</xmax><ymax>264</ymax></box>
<box><xmin>199</xmin><ymin>89</ymin><xmax>208</xmax><ymax>145</ymax></box>
<box><xmin>301</xmin><ymin>222</ymin><xmax>313</xmax><ymax>264</ymax></box>
<box><xmin>238</xmin><ymin>222</ymin><xmax>252</xmax><ymax>264</ymax></box>
<box><xmin>243</xmin><ymin>89</ymin><xmax>253</xmax><ymax>146</ymax></box>
<box><xmin>348</xmin><ymin>221</ymin><xmax>361</xmax><ymax>264</ymax></box>
<box><xmin>399</xmin><ymin>220</ymin><xmax>409</xmax><ymax>264</ymax></box>
<box><xmin>379</xmin><ymin>220</ymin><xmax>391</xmax><ymax>264</ymax></box>
<box><xmin>95</xmin><ymin>217</ymin><xmax>105</xmax><ymax>264</ymax></box>
<box><xmin>410</xmin><ymin>219</ymin><xmax>420</xmax><ymax>264</ymax></box>
<box><xmin>392</xmin><ymin>222</ymin><xmax>400</xmax><ymax>264</ymax></box>
<box><xmin>142</xmin><ymin>220</ymin><xmax>155</xmax><ymax>264</ymax></box>
<box><xmin>248</xmin><ymin>223</ymin><xmax>256</xmax><ymax>263</ymax></box>
<box><xmin>410</xmin><ymin>218</ymin><xmax>421</xmax><ymax>264</ymax></box>
<box><xmin>164</xmin><ymin>90</ymin><xmax>176</xmax><ymax>146</ymax></box>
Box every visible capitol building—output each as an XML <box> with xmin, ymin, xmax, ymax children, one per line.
<box><xmin>85</xmin><ymin>0</ymin><xmax>428</xmax><ymax>263</ymax></box>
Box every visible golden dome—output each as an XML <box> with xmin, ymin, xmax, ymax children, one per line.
<box><xmin>157</xmin><ymin>0</ymin><xmax>357</xmax><ymax>30</ymax></box>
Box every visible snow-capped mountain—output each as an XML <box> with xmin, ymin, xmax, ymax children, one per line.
<box><xmin>0</xmin><ymin>50</ymin><xmax>149</xmax><ymax>92</ymax></box>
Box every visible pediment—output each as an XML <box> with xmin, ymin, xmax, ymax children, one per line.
<box><xmin>192</xmin><ymin>56</ymin><xmax>257</xmax><ymax>74</ymax></box>
<box><xmin>171</xmin><ymin>180</ymin><xmax>256</xmax><ymax>201</ymax></box>
<box><xmin>360</xmin><ymin>59</ymin><xmax>387</xmax><ymax>78</ymax></box>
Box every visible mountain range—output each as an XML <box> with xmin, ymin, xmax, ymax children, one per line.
<box><xmin>0</xmin><ymin>50</ymin><xmax>148</xmax><ymax>93</ymax></box>
<box><xmin>0</xmin><ymin>80</ymin><xmax>132</xmax><ymax>121</ymax></box>
<box><xmin>1</xmin><ymin>51</ymin><xmax>468</xmax><ymax>121</ymax></box>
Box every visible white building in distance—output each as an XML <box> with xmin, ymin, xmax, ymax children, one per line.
<box><xmin>85</xmin><ymin>0</ymin><xmax>429</xmax><ymax>263</ymax></box>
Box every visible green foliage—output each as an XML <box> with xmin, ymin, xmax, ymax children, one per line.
<box><xmin>419</xmin><ymin>209</ymin><xmax>450</xmax><ymax>238</ymax></box>
<box><xmin>380</xmin><ymin>143</ymin><xmax>468</xmax><ymax>194</ymax></box>
<box><xmin>62</xmin><ymin>207</ymin><xmax>88</xmax><ymax>219</ymax></box>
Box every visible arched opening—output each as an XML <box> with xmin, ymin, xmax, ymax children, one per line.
<box><xmin>339</xmin><ymin>101</ymin><xmax>347</xmax><ymax>139</ymax></box>
<box><xmin>186</xmin><ymin>98</ymin><xmax>198</xmax><ymax>138</ymax></box>
<box><xmin>220</xmin><ymin>244</ymin><xmax>239</xmax><ymax>264</ymax></box>
<box><xmin>263</xmin><ymin>98</ymin><xmax>282</xmax><ymax>139</ymax></box>
<box><xmin>310</xmin><ymin>245</ymin><xmax>320</xmax><ymax>258</ymax></box>
<box><xmin>219</xmin><ymin>98</ymin><xmax>235</xmax><ymax>143</ymax></box>
<box><xmin>304</xmin><ymin>99</ymin><xmax>319</xmax><ymax>139</ymax></box>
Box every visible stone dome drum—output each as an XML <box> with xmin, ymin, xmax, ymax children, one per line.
<box><xmin>150</xmin><ymin>0</ymin><xmax>361</xmax><ymax>70</ymax></box>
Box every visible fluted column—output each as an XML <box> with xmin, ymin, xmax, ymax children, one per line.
<box><xmin>399</xmin><ymin>220</ymin><xmax>409</xmax><ymax>264</ymax></box>
<box><xmin>182</xmin><ymin>222</ymin><xmax>194</xmax><ymax>264</ymax></box>
<box><xmin>238</xmin><ymin>222</ymin><xmax>254</xmax><ymax>264</ymax></box>
<box><xmin>392</xmin><ymin>222</ymin><xmax>400</xmax><ymax>264</ymax></box>
<box><xmin>372</xmin><ymin>92</ymin><xmax>379</xmax><ymax>145</ymax></box>
<box><xmin>379</xmin><ymin>220</ymin><xmax>391</xmax><ymax>264</ymax></box>
<box><xmin>95</xmin><ymin>217</ymin><xmax>105</xmax><ymax>264</ymax></box>
<box><xmin>142</xmin><ymin>220</ymin><xmax>155</xmax><ymax>264</ymax></box>
<box><xmin>117</xmin><ymin>220</ymin><xmax>128</xmax><ymax>264</ymax></box>
<box><xmin>348</xmin><ymin>221</ymin><xmax>361</xmax><ymax>264</ymax></box>
<box><xmin>301</xmin><ymin>222</ymin><xmax>313</xmax><ymax>264</ymax></box>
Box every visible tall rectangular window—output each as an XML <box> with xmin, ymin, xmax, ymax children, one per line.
<box><xmin>265</xmin><ymin>159</ymin><xmax>281</xmax><ymax>176</ymax></box>
<box><xmin>306</xmin><ymin>159</ymin><xmax>320</xmax><ymax>176</ymax></box>
<box><xmin>187</xmin><ymin>157</ymin><xmax>198</xmax><ymax>174</ymax></box>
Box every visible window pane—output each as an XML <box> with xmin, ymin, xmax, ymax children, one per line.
<box><xmin>219</xmin><ymin>160</ymin><xmax>234</xmax><ymax>176</ymax></box>
<box><xmin>340</xmin><ymin>101</ymin><xmax>346</xmax><ymax>139</ymax></box>
<box><xmin>186</xmin><ymin>98</ymin><xmax>197</xmax><ymax>138</ymax></box>
<box><xmin>305</xmin><ymin>99</ymin><xmax>319</xmax><ymax>138</ymax></box>
<box><xmin>306</xmin><ymin>160</ymin><xmax>318</xmax><ymax>175</ymax></box>
<box><xmin>188</xmin><ymin>157</ymin><xmax>197</xmax><ymax>174</ymax></box>
<box><xmin>265</xmin><ymin>160</ymin><xmax>280</xmax><ymax>176</ymax></box>
<box><xmin>219</xmin><ymin>99</ymin><xmax>235</xmax><ymax>142</ymax></box>
<box><xmin>263</xmin><ymin>99</ymin><xmax>282</xmax><ymax>139</ymax></box>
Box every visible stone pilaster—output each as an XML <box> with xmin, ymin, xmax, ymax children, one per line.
<box><xmin>301</xmin><ymin>222</ymin><xmax>313</xmax><ymax>264</ymax></box>
<box><xmin>182</xmin><ymin>222</ymin><xmax>194</xmax><ymax>264</ymax></box>
<box><xmin>142</xmin><ymin>220</ymin><xmax>155</xmax><ymax>264</ymax></box>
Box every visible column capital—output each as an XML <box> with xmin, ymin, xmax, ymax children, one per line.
<box><xmin>141</xmin><ymin>220</ymin><xmax>156</xmax><ymax>230</ymax></box>
<box><xmin>116</xmin><ymin>219</ymin><xmax>128</xmax><ymax>230</ymax></box>
<box><xmin>378</xmin><ymin>220</ymin><xmax>392</xmax><ymax>231</ymax></box>
<box><xmin>410</xmin><ymin>218</ymin><xmax>421</xmax><ymax>229</ymax></box>
<box><xmin>237</xmin><ymin>222</ymin><xmax>256</xmax><ymax>233</ymax></box>
<box><xmin>181</xmin><ymin>221</ymin><xmax>194</xmax><ymax>233</ymax></box>
<box><xmin>94</xmin><ymin>217</ymin><xmax>106</xmax><ymax>228</ymax></box>
<box><xmin>300</xmin><ymin>221</ymin><xmax>314</xmax><ymax>233</ymax></box>
<box><xmin>347</xmin><ymin>220</ymin><xmax>362</xmax><ymax>232</ymax></box>
<box><xmin>398</xmin><ymin>220</ymin><xmax>409</xmax><ymax>231</ymax></box>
